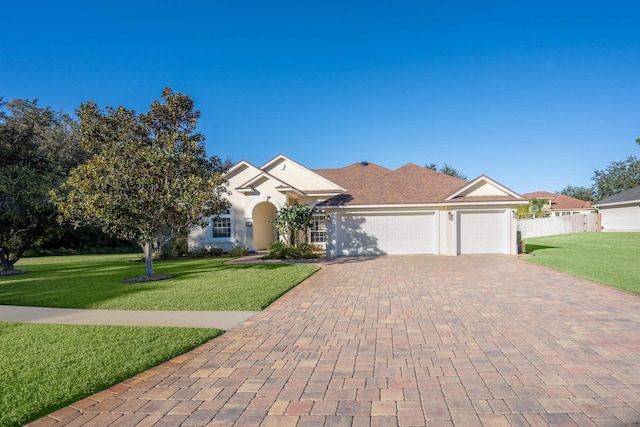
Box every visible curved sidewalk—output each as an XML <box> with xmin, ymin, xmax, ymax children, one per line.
<box><xmin>0</xmin><ymin>305</ymin><xmax>258</xmax><ymax>330</ymax></box>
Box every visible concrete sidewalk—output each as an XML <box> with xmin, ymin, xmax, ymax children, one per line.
<box><xmin>0</xmin><ymin>305</ymin><xmax>258</xmax><ymax>330</ymax></box>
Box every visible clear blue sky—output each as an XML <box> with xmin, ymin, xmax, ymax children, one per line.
<box><xmin>3</xmin><ymin>1</ymin><xmax>639</xmax><ymax>194</ymax></box>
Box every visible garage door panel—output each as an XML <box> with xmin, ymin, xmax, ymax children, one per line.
<box><xmin>458</xmin><ymin>211</ymin><xmax>508</xmax><ymax>254</ymax></box>
<box><xmin>338</xmin><ymin>213</ymin><xmax>436</xmax><ymax>255</ymax></box>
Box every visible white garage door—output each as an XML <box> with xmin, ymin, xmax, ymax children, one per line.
<box><xmin>601</xmin><ymin>206</ymin><xmax>640</xmax><ymax>231</ymax></box>
<box><xmin>337</xmin><ymin>213</ymin><xmax>436</xmax><ymax>255</ymax></box>
<box><xmin>458</xmin><ymin>210</ymin><xmax>508</xmax><ymax>254</ymax></box>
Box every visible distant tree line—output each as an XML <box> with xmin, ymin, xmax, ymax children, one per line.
<box><xmin>557</xmin><ymin>141</ymin><xmax>640</xmax><ymax>202</ymax></box>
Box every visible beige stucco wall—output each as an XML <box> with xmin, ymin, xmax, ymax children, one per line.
<box><xmin>188</xmin><ymin>159</ymin><xmax>335</xmax><ymax>252</ymax></box>
<box><xmin>263</xmin><ymin>157</ymin><xmax>343</xmax><ymax>192</ymax></box>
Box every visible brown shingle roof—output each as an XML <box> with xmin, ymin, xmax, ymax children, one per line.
<box><xmin>313</xmin><ymin>162</ymin><xmax>391</xmax><ymax>190</ymax></box>
<box><xmin>522</xmin><ymin>191</ymin><xmax>593</xmax><ymax>210</ymax></box>
<box><xmin>319</xmin><ymin>163</ymin><xmax>469</xmax><ymax>206</ymax></box>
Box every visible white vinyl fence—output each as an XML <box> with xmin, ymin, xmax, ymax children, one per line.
<box><xmin>517</xmin><ymin>214</ymin><xmax>600</xmax><ymax>238</ymax></box>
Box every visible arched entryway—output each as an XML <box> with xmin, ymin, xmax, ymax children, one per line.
<box><xmin>252</xmin><ymin>202</ymin><xmax>277</xmax><ymax>250</ymax></box>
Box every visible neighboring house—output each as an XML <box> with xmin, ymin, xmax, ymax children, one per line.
<box><xmin>594</xmin><ymin>185</ymin><xmax>640</xmax><ymax>231</ymax></box>
<box><xmin>521</xmin><ymin>191</ymin><xmax>595</xmax><ymax>217</ymax></box>
<box><xmin>189</xmin><ymin>154</ymin><xmax>527</xmax><ymax>256</ymax></box>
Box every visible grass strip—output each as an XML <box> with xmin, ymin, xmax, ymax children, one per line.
<box><xmin>0</xmin><ymin>254</ymin><xmax>319</xmax><ymax>310</ymax></box>
<box><xmin>523</xmin><ymin>232</ymin><xmax>640</xmax><ymax>294</ymax></box>
<box><xmin>0</xmin><ymin>321</ymin><xmax>221</xmax><ymax>427</ymax></box>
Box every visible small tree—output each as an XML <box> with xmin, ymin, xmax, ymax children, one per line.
<box><xmin>52</xmin><ymin>88</ymin><xmax>228</xmax><ymax>277</ymax></box>
<box><xmin>271</xmin><ymin>202</ymin><xmax>315</xmax><ymax>247</ymax></box>
<box><xmin>517</xmin><ymin>198</ymin><xmax>546</xmax><ymax>219</ymax></box>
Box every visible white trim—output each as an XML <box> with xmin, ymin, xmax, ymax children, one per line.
<box><xmin>323</xmin><ymin>203</ymin><xmax>441</xmax><ymax>210</ymax></box>
<box><xmin>247</xmin><ymin>196</ymin><xmax>282</xmax><ymax>218</ymax></box>
<box><xmin>260</xmin><ymin>154</ymin><xmax>347</xmax><ymax>192</ymax></box>
<box><xmin>236</xmin><ymin>171</ymin><xmax>292</xmax><ymax>191</ymax></box>
<box><xmin>445</xmin><ymin>175</ymin><xmax>523</xmax><ymax>201</ymax></box>
<box><xmin>322</xmin><ymin>201</ymin><xmax>526</xmax><ymax>210</ymax></box>
<box><xmin>444</xmin><ymin>200</ymin><xmax>529</xmax><ymax>207</ymax></box>
<box><xmin>226</xmin><ymin>160</ymin><xmax>255</xmax><ymax>175</ymax></box>
<box><xmin>594</xmin><ymin>200</ymin><xmax>640</xmax><ymax>208</ymax></box>
<box><xmin>211</xmin><ymin>208</ymin><xmax>234</xmax><ymax>242</ymax></box>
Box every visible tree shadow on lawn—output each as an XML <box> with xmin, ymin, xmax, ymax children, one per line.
<box><xmin>0</xmin><ymin>260</ymin><xmax>312</xmax><ymax>309</ymax></box>
<box><xmin>525</xmin><ymin>244</ymin><xmax>559</xmax><ymax>254</ymax></box>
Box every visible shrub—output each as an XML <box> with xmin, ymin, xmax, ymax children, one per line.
<box><xmin>208</xmin><ymin>247</ymin><xmax>223</xmax><ymax>256</ymax></box>
<box><xmin>173</xmin><ymin>237</ymin><xmax>189</xmax><ymax>257</ymax></box>
<box><xmin>264</xmin><ymin>242</ymin><xmax>317</xmax><ymax>260</ymax></box>
<box><xmin>228</xmin><ymin>245</ymin><xmax>248</xmax><ymax>257</ymax></box>
<box><xmin>308</xmin><ymin>244</ymin><xmax>324</xmax><ymax>253</ymax></box>
<box><xmin>156</xmin><ymin>247</ymin><xmax>176</xmax><ymax>260</ymax></box>
<box><xmin>189</xmin><ymin>248</ymin><xmax>208</xmax><ymax>258</ymax></box>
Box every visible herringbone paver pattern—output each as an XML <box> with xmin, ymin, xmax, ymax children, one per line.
<box><xmin>30</xmin><ymin>255</ymin><xmax>640</xmax><ymax>426</ymax></box>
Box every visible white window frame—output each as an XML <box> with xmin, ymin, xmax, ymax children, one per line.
<box><xmin>308</xmin><ymin>214</ymin><xmax>327</xmax><ymax>245</ymax></box>
<box><xmin>212</xmin><ymin>208</ymin><xmax>233</xmax><ymax>241</ymax></box>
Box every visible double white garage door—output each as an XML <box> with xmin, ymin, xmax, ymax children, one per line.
<box><xmin>337</xmin><ymin>213</ymin><xmax>437</xmax><ymax>256</ymax></box>
<box><xmin>336</xmin><ymin>210</ymin><xmax>509</xmax><ymax>256</ymax></box>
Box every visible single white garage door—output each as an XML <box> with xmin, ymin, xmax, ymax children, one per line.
<box><xmin>337</xmin><ymin>213</ymin><xmax>436</xmax><ymax>255</ymax></box>
<box><xmin>600</xmin><ymin>206</ymin><xmax>640</xmax><ymax>231</ymax></box>
<box><xmin>458</xmin><ymin>210</ymin><xmax>508</xmax><ymax>254</ymax></box>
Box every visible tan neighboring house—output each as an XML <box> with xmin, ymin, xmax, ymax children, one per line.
<box><xmin>189</xmin><ymin>155</ymin><xmax>527</xmax><ymax>256</ymax></box>
<box><xmin>521</xmin><ymin>191</ymin><xmax>595</xmax><ymax>217</ymax></box>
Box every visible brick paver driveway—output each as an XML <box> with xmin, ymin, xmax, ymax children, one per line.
<box><xmin>33</xmin><ymin>255</ymin><xmax>640</xmax><ymax>426</ymax></box>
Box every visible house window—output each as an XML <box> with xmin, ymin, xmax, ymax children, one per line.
<box><xmin>309</xmin><ymin>215</ymin><xmax>327</xmax><ymax>244</ymax></box>
<box><xmin>212</xmin><ymin>209</ymin><xmax>232</xmax><ymax>239</ymax></box>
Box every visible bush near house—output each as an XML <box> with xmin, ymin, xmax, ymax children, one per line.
<box><xmin>264</xmin><ymin>241</ymin><xmax>318</xmax><ymax>260</ymax></box>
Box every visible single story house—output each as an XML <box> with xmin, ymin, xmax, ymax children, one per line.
<box><xmin>594</xmin><ymin>185</ymin><xmax>640</xmax><ymax>231</ymax></box>
<box><xmin>521</xmin><ymin>191</ymin><xmax>595</xmax><ymax>217</ymax></box>
<box><xmin>189</xmin><ymin>155</ymin><xmax>527</xmax><ymax>256</ymax></box>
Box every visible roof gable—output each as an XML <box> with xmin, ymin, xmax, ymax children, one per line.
<box><xmin>259</xmin><ymin>154</ymin><xmax>345</xmax><ymax>192</ymax></box>
<box><xmin>447</xmin><ymin>175</ymin><xmax>523</xmax><ymax>201</ymax></box>
<box><xmin>225</xmin><ymin>161</ymin><xmax>263</xmax><ymax>188</ymax></box>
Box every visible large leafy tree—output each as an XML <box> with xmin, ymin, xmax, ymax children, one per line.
<box><xmin>0</xmin><ymin>99</ymin><xmax>84</xmax><ymax>271</ymax></box>
<box><xmin>591</xmin><ymin>155</ymin><xmax>640</xmax><ymax>201</ymax></box>
<box><xmin>52</xmin><ymin>88</ymin><xmax>228</xmax><ymax>277</ymax></box>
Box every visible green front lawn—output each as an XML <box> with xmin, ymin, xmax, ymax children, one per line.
<box><xmin>1</xmin><ymin>254</ymin><xmax>319</xmax><ymax>310</ymax></box>
<box><xmin>0</xmin><ymin>254</ymin><xmax>320</xmax><ymax>427</ymax></box>
<box><xmin>0</xmin><ymin>322</ymin><xmax>221</xmax><ymax>427</ymax></box>
<box><xmin>524</xmin><ymin>232</ymin><xmax>640</xmax><ymax>294</ymax></box>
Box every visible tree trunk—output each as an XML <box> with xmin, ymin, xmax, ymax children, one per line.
<box><xmin>143</xmin><ymin>242</ymin><xmax>155</xmax><ymax>276</ymax></box>
<box><xmin>0</xmin><ymin>255</ymin><xmax>14</xmax><ymax>272</ymax></box>
<box><xmin>0</xmin><ymin>250</ymin><xmax>18</xmax><ymax>271</ymax></box>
